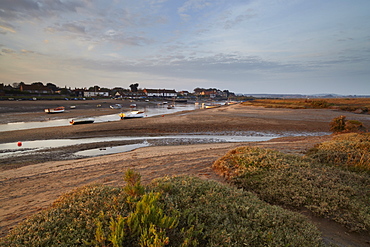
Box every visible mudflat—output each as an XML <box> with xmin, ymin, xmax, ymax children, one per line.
<box><xmin>1</xmin><ymin>99</ymin><xmax>369</xmax><ymax>246</ymax></box>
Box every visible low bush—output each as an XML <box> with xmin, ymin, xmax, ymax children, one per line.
<box><xmin>329</xmin><ymin>115</ymin><xmax>366</xmax><ymax>133</ymax></box>
<box><xmin>310</xmin><ymin>100</ymin><xmax>330</xmax><ymax>108</ymax></box>
<box><xmin>151</xmin><ymin>176</ymin><xmax>322</xmax><ymax>246</ymax></box>
<box><xmin>0</xmin><ymin>172</ymin><xmax>323</xmax><ymax>246</ymax></box>
<box><xmin>213</xmin><ymin>146</ymin><xmax>370</xmax><ymax>232</ymax></box>
<box><xmin>307</xmin><ymin>133</ymin><xmax>370</xmax><ymax>174</ymax></box>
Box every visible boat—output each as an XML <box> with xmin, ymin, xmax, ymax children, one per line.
<box><xmin>119</xmin><ymin>111</ymin><xmax>145</xmax><ymax>119</ymax></box>
<box><xmin>69</xmin><ymin>117</ymin><xmax>95</xmax><ymax>125</ymax></box>
<box><xmin>129</xmin><ymin>104</ymin><xmax>137</xmax><ymax>108</ymax></box>
<box><xmin>110</xmin><ymin>104</ymin><xmax>122</xmax><ymax>109</ymax></box>
<box><xmin>202</xmin><ymin>103</ymin><xmax>221</xmax><ymax>109</ymax></box>
<box><xmin>44</xmin><ymin>106</ymin><xmax>65</xmax><ymax>113</ymax></box>
<box><xmin>167</xmin><ymin>104</ymin><xmax>175</xmax><ymax>109</ymax></box>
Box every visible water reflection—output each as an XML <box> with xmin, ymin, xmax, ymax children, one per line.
<box><xmin>75</xmin><ymin>142</ymin><xmax>151</xmax><ymax>157</ymax></box>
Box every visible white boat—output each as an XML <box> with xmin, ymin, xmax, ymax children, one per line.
<box><xmin>44</xmin><ymin>106</ymin><xmax>65</xmax><ymax>113</ymax></box>
<box><xmin>119</xmin><ymin>111</ymin><xmax>145</xmax><ymax>119</ymax></box>
<box><xmin>202</xmin><ymin>103</ymin><xmax>221</xmax><ymax>109</ymax></box>
<box><xmin>69</xmin><ymin>117</ymin><xmax>95</xmax><ymax>125</ymax></box>
<box><xmin>110</xmin><ymin>104</ymin><xmax>122</xmax><ymax>109</ymax></box>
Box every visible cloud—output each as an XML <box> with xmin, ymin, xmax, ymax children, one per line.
<box><xmin>178</xmin><ymin>0</ymin><xmax>212</xmax><ymax>20</ymax></box>
<box><xmin>223</xmin><ymin>11</ymin><xmax>256</xmax><ymax>29</ymax></box>
<box><xmin>178</xmin><ymin>0</ymin><xmax>212</xmax><ymax>13</ymax></box>
<box><xmin>0</xmin><ymin>24</ymin><xmax>16</xmax><ymax>34</ymax></box>
<box><xmin>45</xmin><ymin>22</ymin><xmax>86</xmax><ymax>34</ymax></box>
<box><xmin>1</xmin><ymin>48</ymin><xmax>16</xmax><ymax>54</ymax></box>
<box><xmin>20</xmin><ymin>49</ymin><xmax>36</xmax><ymax>54</ymax></box>
<box><xmin>0</xmin><ymin>0</ymin><xmax>84</xmax><ymax>18</ymax></box>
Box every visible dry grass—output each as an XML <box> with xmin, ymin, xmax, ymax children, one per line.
<box><xmin>242</xmin><ymin>98</ymin><xmax>370</xmax><ymax>112</ymax></box>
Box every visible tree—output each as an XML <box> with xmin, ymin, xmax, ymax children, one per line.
<box><xmin>46</xmin><ymin>83</ymin><xmax>58</xmax><ymax>91</ymax></box>
<box><xmin>129</xmin><ymin>83</ymin><xmax>139</xmax><ymax>92</ymax></box>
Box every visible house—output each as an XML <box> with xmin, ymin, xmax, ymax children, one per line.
<box><xmin>143</xmin><ymin>89</ymin><xmax>177</xmax><ymax>97</ymax></box>
<box><xmin>84</xmin><ymin>90</ymin><xmax>109</xmax><ymax>97</ymax></box>
<box><xmin>178</xmin><ymin>90</ymin><xmax>190</xmax><ymax>96</ymax></box>
<box><xmin>0</xmin><ymin>83</ymin><xmax>4</xmax><ymax>96</ymax></box>
<box><xmin>19</xmin><ymin>82</ymin><xmax>53</xmax><ymax>94</ymax></box>
<box><xmin>72</xmin><ymin>88</ymin><xmax>86</xmax><ymax>97</ymax></box>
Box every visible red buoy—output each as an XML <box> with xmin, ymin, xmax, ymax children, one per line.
<box><xmin>17</xmin><ymin>141</ymin><xmax>22</xmax><ymax>147</ymax></box>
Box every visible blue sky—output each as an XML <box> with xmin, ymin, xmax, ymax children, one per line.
<box><xmin>1</xmin><ymin>0</ymin><xmax>369</xmax><ymax>95</ymax></box>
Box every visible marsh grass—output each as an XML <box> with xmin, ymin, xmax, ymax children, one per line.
<box><xmin>0</xmin><ymin>175</ymin><xmax>322</xmax><ymax>246</ymax></box>
<box><xmin>213</xmin><ymin>144</ymin><xmax>370</xmax><ymax>232</ymax></box>
<box><xmin>242</xmin><ymin>98</ymin><xmax>370</xmax><ymax>113</ymax></box>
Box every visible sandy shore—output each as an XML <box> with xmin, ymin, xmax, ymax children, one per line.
<box><xmin>1</xmin><ymin>100</ymin><xmax>370</xmax><ymax>245</ymax></box>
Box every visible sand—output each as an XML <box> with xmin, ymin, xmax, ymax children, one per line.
<box><xmin>1</xmin><ymin>99</ymin><xmax>370</xmax><ymax>246</ymax></box>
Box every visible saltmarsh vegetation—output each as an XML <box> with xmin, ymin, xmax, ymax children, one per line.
<box><xmin>241</xmin><ymin>97</ymin><xmax>370</xmax><ymax>113</ymax></box>
<box><xmin>213</xmin><ymin>134</ymin><xmax>370</xmax><ymax>233</ymax></box>
<box><xmin>307</xmin><ymin>132</ymin><xmax>370</xmax><ymax>174</ymax></box>
<box><xmin>0</xmin><ymin>170</ymin><xmax>322</xmax><ymax>246</ymax></box>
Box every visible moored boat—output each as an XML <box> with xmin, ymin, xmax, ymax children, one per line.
<box><xmin>202</xmin><ymin>103</ymin><xmax>221</xmax><ymax>109</ymax></box>
<box><xmin>119</xmin><ymin>111</ymin><xmax>145</xmax><ymax>119</ymax></box>
<box><xmin>110</xmin><ymin>104</ymin><xmax>122</xmax><ymax>109</ymax></box>
<box><xmin>69</xmin><ymin>117</ymin><xmax>95</xmax><ymax>125</ymax></box>
<box><xmin>44</xmin><ymin>106</ymin><xmax>65</xmax><ymax>113</ymax></box>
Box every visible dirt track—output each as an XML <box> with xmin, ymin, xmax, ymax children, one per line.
<box><xmin>1</xmin><ymin>100</ymin><xmax>370</xmax><ymax>246</ymax></box>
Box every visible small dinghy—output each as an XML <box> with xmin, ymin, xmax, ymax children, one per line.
<box><xmin>119</xmin><ymin>111</ymin><xmax>145</xmax><ymax>119</ymax></box>
<box><xmin>44</xmin><ymin>106</ymin><xmax>65</xmax><ymax>113</ymax></box>
<box><xmin>69</xmin><ymin>117</ymin><xmax>95</xmax><ymax>125</ymax></box>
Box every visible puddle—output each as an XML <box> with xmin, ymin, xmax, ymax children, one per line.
<box><xmin>75</xmin><ymin>142</ymin><xmax>151</xmax><ymax>157</ymax></box>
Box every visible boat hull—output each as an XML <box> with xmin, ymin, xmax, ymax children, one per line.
<box><xmin>69</xmin><ymin>118</ymin><xmax>95</xmax><ymax>125</ymax></box>
<box><xmin>45</xmin><ymin>107</ymin><xmax>65</xmax><ymax>113</ymax></box>
<box><xmin>120</xmin><ymin>111</ymin><xmax>145</xmax><ymax>119</ymax></box>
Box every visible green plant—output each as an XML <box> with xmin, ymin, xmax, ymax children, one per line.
<box><xmin>101</xmin><ymin>169</ymin><xmax>179</xmax><ymax>247</ymax></box>
<box><xmin>152</xmin><ymin>176</ymin><xmax>322</xmax><ymax>246</ymax></box>
<box><xmin>124</xmin><ymin>169</ymin><xmax>145</xmax><ymax>198</ymax></box>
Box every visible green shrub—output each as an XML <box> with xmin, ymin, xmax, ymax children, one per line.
<box><xmin>151</xmin><ymin>176</ymin><xmax>322</xmax><ymax>246</ymax></box>
<box><xmin>0</xmin><ymin>185</ymin><xmax>130</xmax><ymax>246</ymax></box>
<box><xmin>213</xmin><ymin>146</ymin><xmax>370</xmax><ymax>232</ymax></box>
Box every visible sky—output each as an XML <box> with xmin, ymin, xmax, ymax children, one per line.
<box><xmin>0</xmin><ymin>0</ymin><xmax>369</xmax><ymax>95</ymax></box>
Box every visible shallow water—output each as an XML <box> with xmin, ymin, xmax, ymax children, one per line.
<box><xmin>0</xmin><ymin>104</ymin><xmax>198</xmax><ymax>132</ymax></box>
<box><xmin>0</xmin><ymin>134</ymin><xmax>277</xmax><ymax>158</ymax></box>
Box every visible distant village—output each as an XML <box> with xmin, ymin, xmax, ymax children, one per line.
<box><xmin>0</xmin><ymin>82</ymin><xmax>237</xmax><ymax>100</ymax></box>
